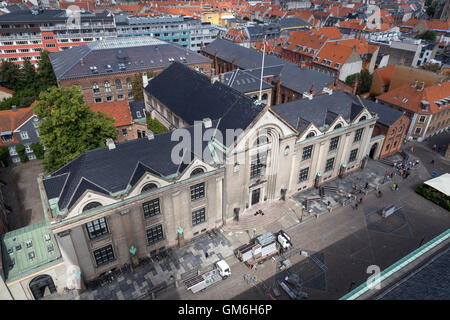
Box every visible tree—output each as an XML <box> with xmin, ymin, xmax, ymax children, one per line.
<box><xmin>30</xmin><ymin>142</ymin><xmax>45</xmax><ymax>159</ymax></box>
<box><xmin>0</xmin><ymin>61</ymin><xmax>22</xmax><ymax>91</ymax></box>
<box><xmin>21</xmin><ymin>58</ymin><xmax>36</xmax><ymax>89</ymax></box>
<box><xmin>345</xmin><ymin>73</ymin><xmax>359</xmax><ymax>86</ymax></box>
<box><xmin>33</xmin><ymin>86</ymin><xmax>117</xmax><ymax>172</ymax></box>
<box><xmin>37</xmin><ymin>50</ymin><xmax>57</xmax><ymax>90</ymax></box>
<box><xmin>15</xmin><ymin>144</ymin><xmax>28</xmax><ymax>163</ymax></box>
<box><xmin>416</xmin><ymin>30</ymin><xmax>437</xmax><ymax>41</ymax></box>
<box><xmin>358</xmin><ymin>69</ymin><xmax>372</xmax><ymax>94</ymax></box>
<box><xmin>131</xmin><ymin>72</ymin><xmax>144</xmax><ymax>101</ymax></box>
<box><xmin>426</xmin><ymin>0</ymin><xmax>438</xmax><ymax>17</ymax></box>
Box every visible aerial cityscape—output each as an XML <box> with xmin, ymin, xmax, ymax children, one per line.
<box><xmin>0</xmin><ymin>0</ymin><xmax>448</xmax><ymax>305</ymax></box>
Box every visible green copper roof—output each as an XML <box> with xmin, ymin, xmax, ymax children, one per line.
<box><xmin>1</xmin><ymin>221</ymin><xmax>62</xmax><ymax>282</ymax></box>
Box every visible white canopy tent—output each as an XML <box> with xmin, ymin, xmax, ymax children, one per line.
<box><xmin>424</xmin><ymin>173</ymin><xmax>450</xmax><ymax>197</ymax></box>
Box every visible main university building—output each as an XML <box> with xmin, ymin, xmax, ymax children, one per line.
<box><xmin>30</xmin><ymin>61</ymin><xmax>379</xmax><ymax>292</ymax></box>
<box><xmin>2</xmin><ymin>42</ymin><xmax>388</xmax><ymax>299</ymax></box>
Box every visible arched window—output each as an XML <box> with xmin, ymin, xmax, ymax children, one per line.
<box><xmin>141</xmin><ymin>183</ymin><xmax>157</xmax><ymax>193</ymax></box>
<box><xmin>92</xmin><ymin>82</ymin><xmax>99</xmax><ymax>94</ymax></box>
<box><xmin>262</xmin><ymin>93</ymin><xmax>268</xmax><ymax>100</ymax></box>
<box><xmin>306</xmin><ymin>132</ymin><xmax>315</xmax><ymax>139</ymax></box>
<box><xmin>253</xmin><ymin>135</ymin><xmax>269</xmax><ymax>147</ymax></box>
<box><xmin>82</xmin><ymin>201</ymin><xmax>102</xmax><ymax>212</ymax></box>
<box><xmin>252</xmin><ymin>95</ymin><xmax>258</xmax><ymax>100</ymax></box>
<box><xmin>126</xmin><ymin>78</ymin><xmax>132</xmax><ymax>90</ymax></box>
<box><xmin>334</xmin><ymin>123</ymin><xmax>342</xmax><ymax>130</ymax></box>
<box><xmin>359</xmin><ymin>116</ymin><xmax>367</xmax><ymax>122</ymax></box>
<box><xmin>104</xmin><ymin>81</ymin><xmax>111</xmax><ymax>93</ymax></box>
<box><xmin>190</xmin><ymin>168</ymin><xmax>205</xmax><ymax>177</ymax></box>
<box><xmin>115</xmin><ymin>79</ymin><xmax>122</xmax><ymax>90</ymax></box>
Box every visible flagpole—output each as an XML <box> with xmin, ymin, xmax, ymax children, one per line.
<box><xmin>259</xmin><ymin>36</ymin><xmax>266</xmax><ymax>101</ymax></box>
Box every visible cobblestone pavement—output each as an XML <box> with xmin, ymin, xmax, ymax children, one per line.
<box><xmin>49</xmin><ymin>231</ymin><xmax>235</xmax><ymax>300</ymax></box>
<box><xmin>51</xmin><ymin>146</ymin><xmax>449</xmax><ymax>300</ymax></box>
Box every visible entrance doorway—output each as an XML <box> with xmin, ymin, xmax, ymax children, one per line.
<box><xmin>29</xmin><ymin>275</ymin><xmax>56</xmax><ymax>300</ymax></box>
<box><xmin>251</xmin><ymin>188</ymin><xmax>261</xmax><ymax>205</ymax></box>
<box><xmin>369</xmin><ymin>143</ymin><xmax>378</xmax><ymax>159</ymax></box>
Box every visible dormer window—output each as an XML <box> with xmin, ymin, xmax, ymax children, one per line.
<box><xmin>402</xmin><ymin>98</ymin><xmax>408</xmax><ymax>103</ymax></box>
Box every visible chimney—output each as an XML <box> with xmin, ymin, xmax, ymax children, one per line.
<box><xmin>80</xmin><ymin>58</ymin><xmax>84</xmax><ymax>66</ymax></box>
<box><xmin>417</xmin><ymin>81</ymin><xmax>424</xmax><ymax>91</ymax></box>
<box><xmin>12</xmin><ymin>105</ymin><xmax>17</xmax><ymax>112</ymax></box>
<box><xmin>106</xmin><ymin>138</ymin><xmax>115</xmax><ymax>150</ymax></box>
<box><xmin>411</xmin><ymin>80</ymin><xmax>418</xmax><ymax>88</ymax></box>
<box><xmin>146</xmin><ymin>130</ymin><xmax>154</xmax><ymax>140</ymax></box>
<box><xmin>353</xmin><ymin>78</ymin><xmax>358</xmax><ymax>95</ymax></box>
<box><xmin>309</xmin><ymin>85</ymin><xmax>315</xmax><ymax>95</ymax></box>
<box><xmin>142</xmin><ymin>73</ymin><xmax>148</xmax><ymax>87</ymax></box>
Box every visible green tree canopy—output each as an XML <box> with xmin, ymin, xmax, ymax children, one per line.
<box><xmin>415</xmin><ymin>30</ymin><xmax>437</xmax><ymax>41</ymax></box>
<box><xmin>34</xmin><ymin>86</ymin><xmax>117</xmax><ymax>172</ymax></box>
<box><xmin>37</xmin><ymin>50</ymin><xmax>57</xmax><ymax>90</ymax></box>
<box><xmin>131</xmin><ymin>72</ymin><xmax>144</xmax><ymax>101</ymax></box>
<box><xmin>0</xmin><ymin>61</ymin><xmax>22</xmax><ymax>91</ymax></box>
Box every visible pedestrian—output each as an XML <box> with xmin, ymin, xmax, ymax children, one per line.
<box><xmin>205</xmin><ymin>251</ymin><xmax>209</xmax><ymax>258</ymax></box>
<box><xmin>354</xmin><ymin>203</ymin><xmax>359</xmax><ymax>210</ymax></box>
<box><xmin>410</xmin><ymin>146</ymin><xmax>414</xmax><ymax>152</ymax></box>
<box><xmin>431</xmin><ymin>159</ymin><xmax>435</xmax><ymax>165</ymax></box>
<box><xmin>360</xmin><ymin>197</ymin><xmax>363</xmax><ymax>204</ymax></box>
<box><xmin>365</xmin><ymin>182</ymin><xmax>369</xmax><ymax>189</ymax></box>
<box><xmin>392</xmin><ymin>183</ymin><xmax>396</xmax><ymax>191</ymax></box>
<box><xmin>432</xmin><ymin>144</ymin><xmax>436</xmax><ymax>151</ymax></box>
<box><xmin>395</xmin><ymin>184</ymin><xmax>399</xmax><ymax>191</ymax></box>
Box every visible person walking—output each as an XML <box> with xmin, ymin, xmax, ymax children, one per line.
<box><xmin>360</xmin><ymin>197</ymin><xmax>363</xmax><ymax>204</ymax></box>
<box><xmin>431</xmin><ymin>159</ymin><xmax>435</xmax><ymax>165</ymax></box>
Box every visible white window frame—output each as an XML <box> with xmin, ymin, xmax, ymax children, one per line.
<box><xmin>9</xmin><ymin>146</ymin><xmax>17</xmax><ymax>156</ymax></box>
<box><xmin>20</xmin><ymin>131</ymin><xmax>29</xmax><ymax>140</ymax></box>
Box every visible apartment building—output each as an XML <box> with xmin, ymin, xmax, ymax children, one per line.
<box><xmin>377</xmin><ymin>81</ymin><xmax>450</xmax><ymax>141</ymax></box>
<box><xmin>49</xmin><ymin>36</ymin><xmax>212</xmax><ymax>105</ymax></box>
<box><xmin>114</xmin><ymin>13</ymin><xmax>221</xmax><ymax>53</ymax></box>
<box><xmin>0</xmin><ymin>7</ymin><xmax>116</xmax><ymax>67</ymax></box>
<box><xmin>0</xmin><ymin>105</ymin><xmax>42</xmax><ymax>163</ymax></box>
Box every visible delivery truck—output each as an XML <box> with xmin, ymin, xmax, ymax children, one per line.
<box><xmin>184</xmin><ymin>260</ymin><xmax>231</xmax><ymax>293</ymax></box>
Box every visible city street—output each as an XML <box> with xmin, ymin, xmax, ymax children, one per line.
<box><xmin>157</xmin><ymin>145</ymin><xmax>450</xmax><ymax>300</ymax></box>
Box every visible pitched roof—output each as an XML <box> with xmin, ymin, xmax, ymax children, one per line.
<box><xmin>50</xmin><ymin>36</ymin><xmax>211</xmax><ymax>80</ymax></box>
<box><xmin>90</xmin><ymin>101</ymin><xmax>133</xmax><ymax>127</ymax></box>
<box><xmin>0</xmin><ymin>105</ymin><xmax>35</xmax><ymax>146</ymax></box>
<box><xmin>377</xmin><ymin>81</ymin><xmax>450</xmax><ymax>114</ymax></box>
<box><xmin>129</xmin><ymin>100</ymin><xmax>146</xmax><ymax>122</ymax></box>
<box><xmin>315</xmin><ymin>41</ymin><xmax>358</xmax><ymax>70</ymax></box>
<box><xmin>272</xmin><ymin>90</ymin><xmax>371</xmax><ymax>133</ymax></box>
<box><xmin>374</xmin><ymin>65</ymin><xmax>396</xmax><ymax>87</ymax></box>
<box><xmin>217</xmin><ymin>69</ymin><xmax>273</xmax><ymax>93</ymax></box>
<box><xmin>0</xmin><ymin>86</ymin><xmax>13</xmax><ymax>95</ymax></box>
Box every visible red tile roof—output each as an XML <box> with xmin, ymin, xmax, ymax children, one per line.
<box><xmin>375</xmin><ymin>65</ymin><xmax>396</xmax><ymax>87</ymax></box>
<box><xmin>315</xmin><ymin>42</ymin><xmax>356</xmax><ymax>70</ymax></box>
<box><xmin>90</xmin><ymin>101</ymin><xmax>133</xmax><ymax>127</ymax></box>
<box><xmin>0</xmin><ymin>105</ymin><xmax>35</xmax><ymax>146</ymax></box>
<box><xmin>377</xmin><ymin>81</ymin><xmax>450</xmax><ymax>114</ymax></box>
<box><xmin>0</xmin><ymin>86</ymin><xmax>13</xmax><ymax>95</ymax></box>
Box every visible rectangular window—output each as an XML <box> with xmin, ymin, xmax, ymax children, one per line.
<box><xmin>93</xmin><ymin>245</ymin><xmax>115</xmax><ymax>266</ymax></box>
<box><xmin>325</xmin><ymin>157</ymin><xmax>335</xmax><ymax>172</ymax></box>
<box><xmin>190</xmin><ymin>182</ymin><xmax>205</xmax><ymax>201</ymax></box>
<box><xmin>20</xmin><ymin>131</ymin><xmax>29</xmax><ymax>140</ymax></box>
<box><xmin>418</xmin><ymin>116</ymin><xmax>426</xmax><ymax>123</ymax></box>
<box><xmin>86</xmin><ymin>217</ymin><xmax>109</xmax><ymax>240</ymax></box>
<box><xmin>349</xmin><ymin>149</ymin><xmax>358</xmax><ymax>163</ymax></box>
<box><xmin>192</xmin><ymin>208</ymin><xmax>206</xmax><ymax>226</ymax></box>
<box><xmin>414</xmin><ymin>127</ymin><xmax>422</xmax><ymax>135</ymax></box>
<box><xmin>329</xmin><ymin>137</ymin><xmax>339</xmax><ymax>151</ymax></box>
<box><xmin>142</xmin><ymin>198</ymin><xmax>160</xmax><ymax>219</ymax></box>
<box><xmin>95</xmin><ymin>98</ymin><xmax>102</xmax><ymax>103</ymax></box>
<box><xmin>9</xmin><ymin>146</ymin><xmax>17</xmax><ymax>156</ymax></box>
<box><xmin>298</xmin><ymin>167</ymin><xmax>309</xmax><ymax>183</ymax></box>
<box><xmin>302</xmin><ymin>145</ymin><xmax>313</xmax><ymax>160</ymax></box>
<box><xmin>122</xmin><ymin>128</ymin><xmax>127</xmax><ymax>136</ymax></box>
<box><xmin>146</xmin><ymin>224</ymin><xmax>164</xmax><ymax>245</ymax></box>
<box><xmin>353</xmin><ymin>128</ymin><xmax>363</xmax><ymax>142</ymax></box>
<box><xmin>250</xmin><ymin>152</ymin><xmax>267</xmax><ymax>178</ymax></box>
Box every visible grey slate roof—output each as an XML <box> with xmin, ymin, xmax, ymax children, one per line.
<box><xmin>362</xmin><ymin>98</ymin><xmax>404</xmax><ymax>127</ymax></box>
<box><xmin>43</xmin><ymin>122</ymin><xmax>212</xmax><ymax>213</ymax></box>
<box><xmin>204</xmin><ymin>39</ymin><xmax>334</xmax><ymax>94</ymax></box>
<box><xmin>129</xmin><ymin>100</ymin><xmax>146</xmax><ymax>121</ymax></box>
<box><xmin>278</xmin><ymin>17</ymin><xmax>311</xmax><ymax>29</ymax></box>
<box><xmin>203</xmin><ymin>38</ymin><xmax>287</xmax><ymax>69</ymax></box>
<box><xmin>50</xmin><ymin>36</ymin><xmax>211</xmax><ymax>80</ymax></box>
<box><xmin>218</xmin><ymin>69</ymin><xmax>272</xmax><ymax>93</ymax></box>
<box><xmin>144</xmin><ymin>62</ymin><xmax>264</xmax><ymax>127</ymax></box>
<box><xmin>272</xmin><ymin>90</ymin><xmax>379</xmax><ymax>133</ymax></box>
<box><xmin>0</xmin><ymin>9</ymin><xmax>111</xmax><ymax>23</ymax></box>
<box><xmin>44</xmin><ymin>62</ymin><xmax>265</xmax><ymax>213</ymax></box>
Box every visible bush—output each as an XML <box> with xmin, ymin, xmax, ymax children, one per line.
<box><xmin>15</xmin><ymin>144</ymin><xmax>28</xmax><ymax>163</ymax></box>
<box><xmin>416</xmin><ymin>183</ymin><xmax>450</xmax><ymax>211</ymax></box>
<box><xmin>146</xmin><ymin>112</ymin><xmax>168</xmax><ymax>134</ymax></box>
<box><xmin>30</xmin><ymin>142</ymin><xmax>45</xmax><ymax>159</ymax></box>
